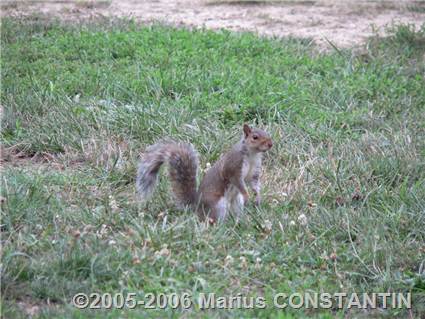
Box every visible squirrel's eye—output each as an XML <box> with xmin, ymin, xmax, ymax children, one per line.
<box><xmin>253</xmin><ymin>135</ymin><xmax>258</xmax><ymax>140</ymax></box>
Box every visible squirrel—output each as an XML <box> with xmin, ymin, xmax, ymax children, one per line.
<box><xmin>136</xmin><ymin>124</ymin><xmax>273</xmax><ymax>222</ymax></box>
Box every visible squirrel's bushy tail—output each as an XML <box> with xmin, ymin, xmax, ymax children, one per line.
<box><xmin>136</xmin><ymin>141</ymin><xmax>199</xmax><ymax>208</ymax></box>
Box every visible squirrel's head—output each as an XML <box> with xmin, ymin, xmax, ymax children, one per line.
<box><xmin>243</xmin><ymin>124</ymin><xmax>273</xmax><ymax>153</ymax></box>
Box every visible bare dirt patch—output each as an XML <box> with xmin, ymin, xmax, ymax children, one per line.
<box><xmin>2</xmin><ymin>0</ymin><xmax>425</xmax><ymax>48</ymax></box>
<box><xmin>0</xmin><ymin>144</ymin><xmax>65</xmax><ymax>170</ymax></box>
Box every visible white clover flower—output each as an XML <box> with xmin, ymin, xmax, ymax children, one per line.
<box><xmin>99</xmin><ymin>224</ymin><xmax>109</xmax><ymax>236</ymax></box>
<box><xmin>239</xmin><ymin>256</ymin><xmax>248</xmax><ymax>268</ymax></box>
<box><xmin>297</xmin><ymin>214</ymin><xmax>308</xmax><ymax>226</ymax></box>
<box><xmin>263</xmin><ymin>219</ymin><xmax>273</xmax><ymax>233</ymax></box>
<box><xmin>108</xmin><ymin>195</ymin><xmax>119</xmax><ymax>212</ymax></box>
<box><xmin>155</xmin><ymin>245</ymin><xmax>171</xmax><ymax>258</ymax></box>
<box><xmin>224</xmin><ymin>255</ymin><xmax>234</xmax><ymax>266</ymax></box>
<box><xmin>255</xmin><ymin>257</ymin><xmax>262</xmax><ymax>269</ymax></box>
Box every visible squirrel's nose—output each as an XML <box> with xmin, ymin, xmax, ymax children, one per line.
<box><xmin>268</xmin><ymin>140</ymin><xmax>273</xmax><ymax>148</ymax></box>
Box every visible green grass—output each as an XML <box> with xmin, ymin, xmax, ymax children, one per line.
<box><xmin>1</xmin><ymin>16</ymin><xmax>425</xmax><ymax>318</ymax></box>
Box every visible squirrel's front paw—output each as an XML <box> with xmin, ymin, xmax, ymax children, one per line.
<box><xmin>242</xmin><ymin>192</ymin><xmax>249</xmax><ymax>204</ymax></box>
<box><xmin>254</xmin><ymin>195</ymin><xmax>261</xmax><ymax>206</ymax></box>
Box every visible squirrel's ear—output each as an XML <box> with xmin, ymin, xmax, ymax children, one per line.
<box><xmin>243</xmin><ymin>124</ymin><xmax>252</xmax><ymax>137</ymax></box>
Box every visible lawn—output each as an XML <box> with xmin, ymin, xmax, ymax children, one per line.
<box><xmin>1</xmin><ymin>16</ymin><xmax>425</xmax><ymax>318</ymax></box>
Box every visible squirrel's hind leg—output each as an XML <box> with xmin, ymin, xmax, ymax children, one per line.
<box><xmin>224</xmin><ymin>186</ymin><xmax>244</xmax><ymax>221</ymax></box>
<box><xmin>212</xmin><ymin>197</ymin><xmax>228</xmax><ymax>222</ymax></box>
<box><xmin>230</xmin><ymin>193</ymin><xmax>244</xmax><ymax>221</ymax></box>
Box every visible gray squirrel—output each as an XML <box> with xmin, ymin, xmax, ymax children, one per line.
<box><xmin>136</xmin><ymin>124</ymin><xmax>273</xmax><ymax>222</ymax></box>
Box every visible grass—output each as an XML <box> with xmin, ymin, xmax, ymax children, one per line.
<box><xmin>1</xmin><ymin>16</ymin><xmax>425</xmax><ymax>318</ymax></box>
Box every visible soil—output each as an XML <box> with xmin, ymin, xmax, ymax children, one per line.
<box><xmin>2</xmin><ymin>0</ymin><xmax>425</xmax><ymax>49</ymax></box>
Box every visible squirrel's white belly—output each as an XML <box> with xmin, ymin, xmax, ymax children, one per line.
<box><xmin>242</xmin><ymin>154</ymin><xmax>261</xmax><ymax>182</ymax></box>
<box><xmin>215</xmin><ymin>155</ymin><xmax>261</xmax><ymax>221</ymax></box>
